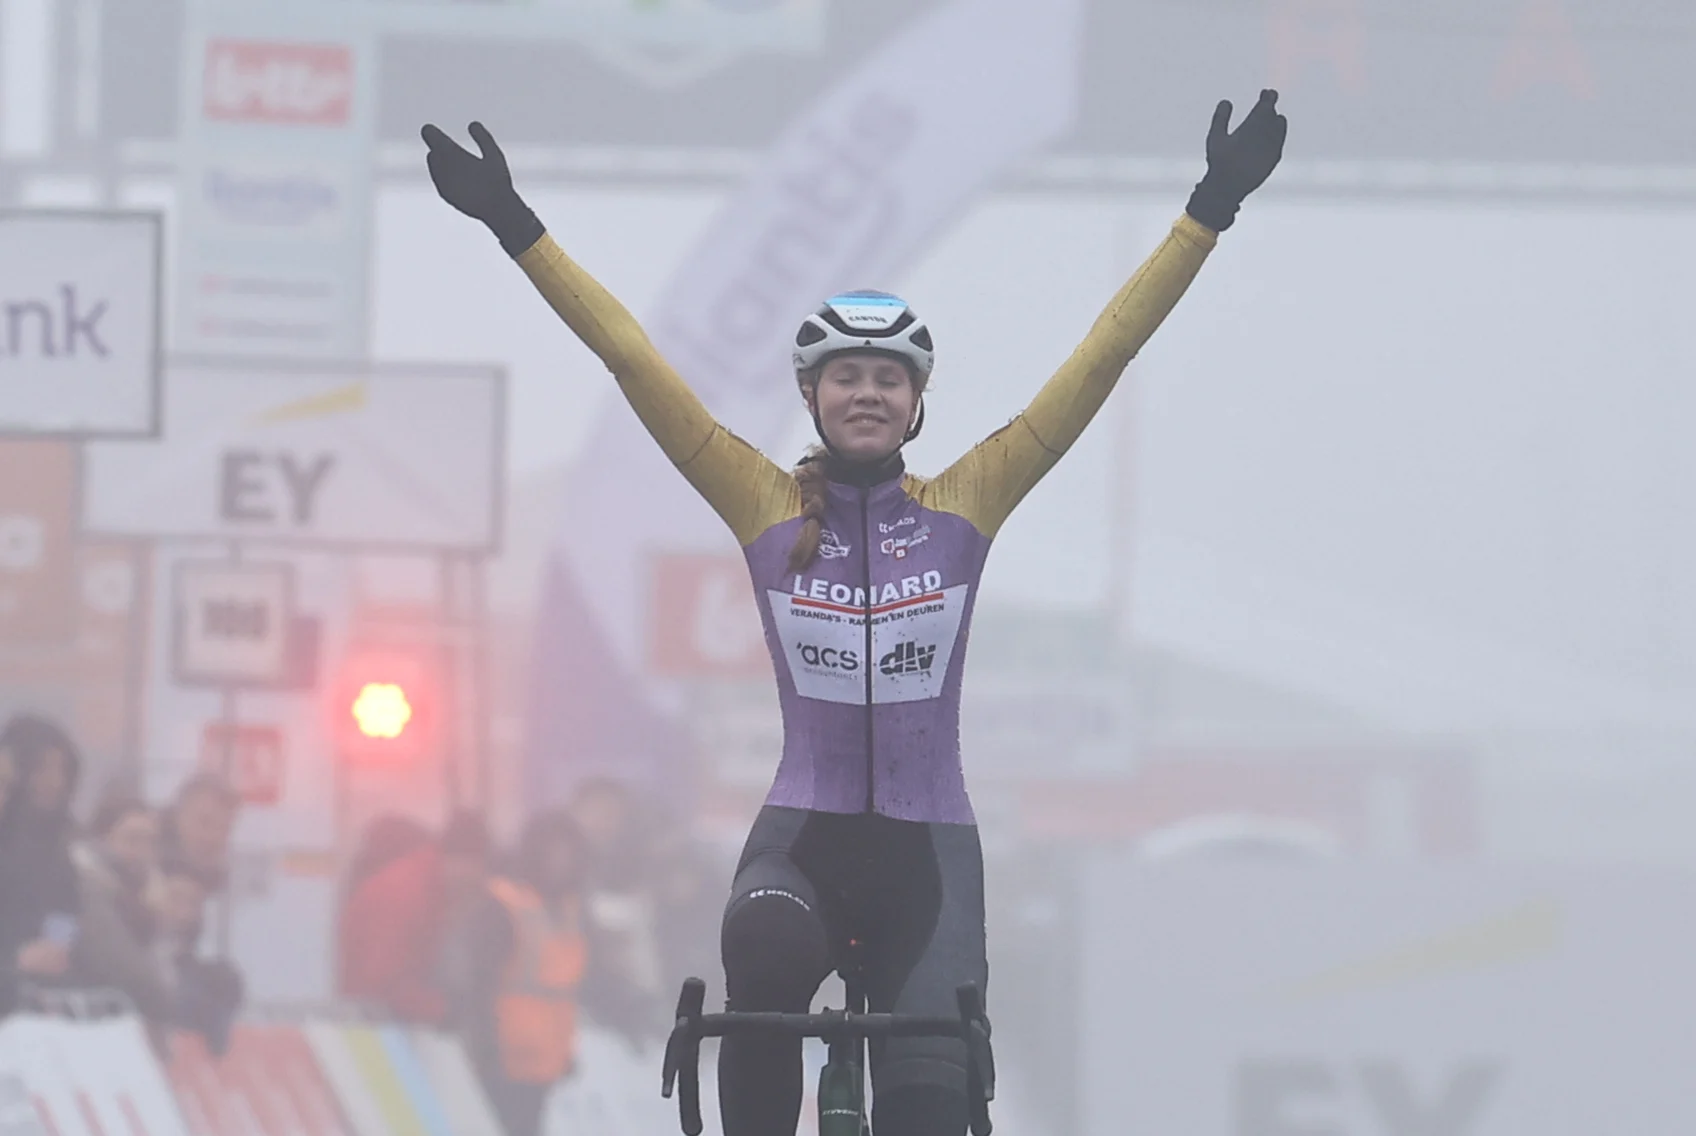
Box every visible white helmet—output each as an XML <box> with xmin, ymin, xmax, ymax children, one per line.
<box><xmin>793</xmin><ymin>290</ymin><xmax>934</xmax><ymax>380</ymax></box>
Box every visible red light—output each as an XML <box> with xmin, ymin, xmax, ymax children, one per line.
<box><xmin>333</xmin><ymin>643</ymin><xmax>444</xmax><ymax>761</ymax></box>
<box><xmin>352</xmin><ymin>682</ymin><xmax>413</xmax><ymax>739</ymax></box>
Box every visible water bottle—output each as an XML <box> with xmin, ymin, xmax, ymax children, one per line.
<box><xmin>817</xmin><ymin>1055</ymin><xmax>865</xmax><ymax>1136</ymax></box>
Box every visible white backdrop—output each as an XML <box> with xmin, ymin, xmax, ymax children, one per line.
<box><xmin>1080</xmin><ymin>861</ymin><xmax>1696</xmax><ymax>1136</ymax></box>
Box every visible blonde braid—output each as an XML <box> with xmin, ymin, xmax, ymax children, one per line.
<box><xmin>786</xmin><ymin>445</ymin><xmax>830</xmax><ymax>572</ymax></box>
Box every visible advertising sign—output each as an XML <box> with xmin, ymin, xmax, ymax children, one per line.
<box><xmin>83</xmin><ymin>358</ymin><xmax>504</xmax><ymax>552</ymax></box>
<box><xmin>646</xmin><ymin>553</ymin><xmax>768</xmax><ymax>678</ymax></box>
<box><xmin>0</xmin><ymin>212</ymin><xmax>162</xmax><ymax>436</ymax></box>
<box><xmin>174</xmin><ymin>3</ymin><xmax>376</xmax><ymax>358</ymax></box>
<box><xmin>198</xmin><ymin>723</ymin><xmax>285</xmax><ymax>806</ymax></box>
<box><xmin>174</xmin><ymin>560</ymin><xmax>294</xmax><ymax>685</ymax></box>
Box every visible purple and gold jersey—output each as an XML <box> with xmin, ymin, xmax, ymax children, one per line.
<box><xmin>515</xmin><ymin>214</ymin><xmax>1218</xmax><ymax>823</ymax></box>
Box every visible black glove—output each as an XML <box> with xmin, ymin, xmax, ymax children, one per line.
<box><xmin>420</xmin><ymin>121</ymin><xmax>545</xmax><ymax>257</ymax></box>
<box><xmin>1185</xmin><ymin>89</ymin><xmax>1288</xmax><ymax>233</ymax></box>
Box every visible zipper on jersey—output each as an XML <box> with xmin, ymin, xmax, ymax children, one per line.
<box><xmin>860</xmin><ymin>486</ymin><xmax>875</xmax><ymax>814</ymax></box>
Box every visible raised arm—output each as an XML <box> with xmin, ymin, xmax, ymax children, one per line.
<box><xmin>421</xmin><ymin>122</ymin><xmax>794</xmax><ymax>546</ymax></box>
<box><xmin>925</xmin><ymin>91</ymin><xmax>1288</xmax><ymax>538</ymax></box>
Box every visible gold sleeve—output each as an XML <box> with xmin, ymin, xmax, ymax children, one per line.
<box><xmin>919</xmin><ymin>214</ymin><xmax>1218</xmax><ymax>537</ymax></box>
<box><xmin>515</xmin><ymin>234</ymin><xmax>798</xmax><ymax>545</ymax></box>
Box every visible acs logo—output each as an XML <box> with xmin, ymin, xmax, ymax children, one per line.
<box><xmin>797</xmin><ymin>643</ymin><xmax>859</xmax><ymax>672</ymax></box>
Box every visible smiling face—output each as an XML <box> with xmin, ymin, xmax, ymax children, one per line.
<box><xmin>805</xmin><ymin>351</ymin><xmax>919</xmax><ymax>463</ymax></box>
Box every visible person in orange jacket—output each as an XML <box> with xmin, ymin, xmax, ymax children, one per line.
<box><xmin>447</xmin><ymin>811</ymin><xmax>588</xmax><ymax>1136</ymax></box>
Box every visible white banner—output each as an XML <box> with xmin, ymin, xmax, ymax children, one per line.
<box><xmin>1078</xmin><ymin>863</ymin><xmax>1696</xmax><ymax>1136</ymax></box>
<box><xmin>0</xmin><ymin>213</ymin><xmax>162</xmax><ymax>437</ymax></box>
<box><xmin>410</xmin><ymin>1030</ymin><xmax>503</xmax><ymax>1136</ymax></box>
<box><xmin>174</xmin><ymin>2</ymin><xmax>377</xmax><ymax>358</ymax></box>
<box><xmin>533</xmin><ymin>0</ymin><xmax>1087</xmax><ymax>775</ymax></box>
<box><xmin>0</xmin><ymin>1016</ymin><xmax>189</xmax><ymax>1136</ymax></box>
<box><xmin>84</xmin><ymin>359</ymin><xmax>503</xmax><ymax>551</ymax></box>
<box><xmin>359</xmin><ymin>0</ymin><xmax>825</xmax><ymax>55</ymax></box>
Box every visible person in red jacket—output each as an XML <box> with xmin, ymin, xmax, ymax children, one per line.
<box><xmin>337</xmin><ymin>812</ymin><xmax>490</xmax><ymax>1023</ymax></box>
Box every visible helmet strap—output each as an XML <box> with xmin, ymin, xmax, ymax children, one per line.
<box><xmin>903</xmin><ymin>397</ymin><xmax>926</xmax><ymax>444</ymax></box>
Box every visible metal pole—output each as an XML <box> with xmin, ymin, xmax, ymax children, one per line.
<box><xmin>440</xmin><ymin>549</ymin><xmax>462</xmax><ymax>813</ymax></box>
<box><xmin>469</xmin><ymin>553</ymin><xmax>492</xmax><ymax>819</ymax></box>
<box><xmin>215</xmin><ymin>539</ymin><xmax>241</xmax><ymax>956</ymax></box>
<box><xmin>118</xmin><ymin>538</ymin><xmax>152</xmax><ymax>798</ymax></box>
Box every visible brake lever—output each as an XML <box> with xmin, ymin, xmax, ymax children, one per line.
<box><xmin>956</xmin><ymin>982</ymin><xmax>996</xmax><ymax>1136</ymax></box>
<box><xmin>662</xmin><ymin>978</ymin><xmax>707</xmax><ymax>1134</ymax></box>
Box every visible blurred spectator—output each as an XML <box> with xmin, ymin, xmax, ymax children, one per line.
<box><xmin>650</xmin><ymin>830</ymin><xmax>726</xmax><ymax>1000</ymax></box>
<box><xmin>69</xmin><ymin>797</ymin><xmax>174</xmax><ymax>1033</ymax></box>
<box><xmin>567</xmin><ymin>778</ymin><xmax>663</xmax><ymax>1043</ymax></box>
<box><xmin>448</xmin><ymin>811</ymin><xmax>588</xmax><ymax>1136</ymax></box>
<box><xmin>338</xmin><ymin>811</ymin><xmax>489</xmax><ymax>1024</ymax></box>
<box><xmin>343</xmin><ymin>814</ymin><xmax>432</xmax><ymax>893</ymax></box>
<box><xmin>158</xmin><ymin>775</ymin><xmax>239</xmax><ymax>893</ymax></box>
<box><xmin>151</xmin><ymin>865</ymin><xmax>244</xmax><ymax>1055</ymax></box>
<box><xmin>0</xmin><ymin>715</ymin><xmax>83</xmax><ymax>1015</ymax></box>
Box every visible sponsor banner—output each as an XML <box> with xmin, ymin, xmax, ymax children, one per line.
<box><xmin>646</xmin><ymin>553</ymin><xmax>768</xmax><ymax>678</ymax></box>
<box><xmin>300</xmin><ymin>1024</ymin><xmax>390</xmax><ymax>1136</ymax></box>
<box><xmin>359</xmin><ymin>0</ymin><xmax>825</xmax><ymax>60</ymax></box>
<box><xmin>0</xmin><ymin>1017</ymin><xmax>89</xmax><ymax>1136</ymax></box>
<box><xmin>202</xmin><ymin>40</ymin><xmax>356</xmax><ymax>127</ymax></box>
<box><xmin>547</xmin><ymin>1026</ymin><xmax>708</xmax><ymax>1135</ymax></box>
<box><xmin>531</xmin><ymin>0</ymin><xmax>1086</xmax><ymax>784</ymax></box>
<box><xmin>375</xmin><ymin>1029</ymin><xmax>452</xmax><ymax>1136</ymax></box>
<box><xmin>166</xmin><ymin>1032</ymin><xmax>241</xmax><ymax>1136</ymax></box>
<box><xmin>0</xmin><ymin>1016</ymin><xmax>189</xmax><ymax>1136</ymax></box>
<box><xmin>0</xmin><ymin>441</ymin><xmax>78</xmax><ymax>645</ymax></box>
<box><xmin>197</xmin><ymin>160</ymin><xmax>355</xmax><ymax>245</ymax></box>
<box><xmin>190</xmin><ymin>1025</ymin><xmax>356</xmax><ymax>1136</ymax></box>
<box><xmin>769</xmin><ymin>574</ymin><xmax>965</xmax><ymax>705</ymax></box>
<box><xmin>0</xmin><ymin>212</ymin><xmax>162</xmax><ymax>437</ymax></box>
<box><xmin>339</xmin><ymin>1026</ymin><xmax>430</xmax><ymax>1136</ymax></box>
<box><xmin>174</xmin><ymin>4</ymin><xmax>375</xmax><ymax>358</ymax></box>
<box><xmin>77</xmin><ymin>1017</ymin><xmax>191</xmax><ymax>1136</ymax></box>
<box><xmin>251</xmin><ymin>1026</ymin><xmax>356</xmax><ymax>1136</ymax></box>
<box><xmin>1079</xmin><ymin>864</ymin><xmax>1696</xmax><ymax>1136</ymax></box>
<box><xmin>198</xmin><ymin>723</ymin><xmax>286</xmax><ymax>806</ymax></box>
<box><xmin>174</xmin><ymin>561</ymin><xmax>295</xmax><ymax>685</ymax></box>
<box><xmin>83</xmin><ymin>359</ymin><xmax>503</xmax><ymax>552</ymax></box>
<box><xmin>0</xmin><ymin>1068</ymin><xmax>48</xmax><ymax>1136</ymax></box>
<box><xmin>104</xmin><ymin>0</ymin><xmax>1696</xmax><ymax>174</ymax></box>
<box><xmin>406</xmin><ymin>1031</ymin><xmax>502</xmax><ymax>1136</ymax></box>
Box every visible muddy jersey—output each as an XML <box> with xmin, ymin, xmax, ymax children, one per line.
<box><xmin>514</xmin><ymin>213</ymin><xmax>1219</xmax><ymax>823</ymax></box>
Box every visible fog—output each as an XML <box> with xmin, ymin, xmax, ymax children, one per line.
<box><xmin>2</xmin><ymin>1</ymin><xmax>1694</xmax><ymax>1133</ymax></box>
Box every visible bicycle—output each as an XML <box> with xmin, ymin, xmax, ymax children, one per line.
<box><xmin>661</xmin><ymin>938</ymin><xmax>996</xmax><ymax>1135</ymax></box>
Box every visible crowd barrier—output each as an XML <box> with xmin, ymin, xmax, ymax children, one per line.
<box><xmin>0</xmin><ymin>1015</ymin><xmax>941</xmax><ymax>1136</ymax></box>
<box><xmin>0</xmin><ymin>1014</ymin><xmax>500</xmax><ymax>1136</ymax></box>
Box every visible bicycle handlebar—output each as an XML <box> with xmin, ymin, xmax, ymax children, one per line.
<box><xmin>660</xmin><ymin>978</ymin><xmax>996</xmax><ymax>1136</ymax></box>
<box><xmin>684</xmin><ymin>1009</ymin><xmax>975</xmax><ymax>1039</ymax></box>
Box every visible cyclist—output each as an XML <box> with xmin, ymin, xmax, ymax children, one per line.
<box><xmin>424</xmin><ymin>89</ymin><xmax>1286</xmax><ymax>1136</ymax></box>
